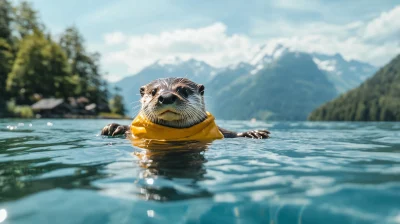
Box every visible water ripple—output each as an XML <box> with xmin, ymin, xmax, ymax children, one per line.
<box><xmin>0</xmin><ymin>119</ymin><xmax>400</xmax><ymax>223</ymax></box>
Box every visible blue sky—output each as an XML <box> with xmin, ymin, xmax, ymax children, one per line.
<box><xmin>29</xmin><ymin>0</ymin><xmax>400</xmax><ymax>81</ymax></box>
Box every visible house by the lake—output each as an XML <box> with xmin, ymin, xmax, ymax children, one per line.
<box><xmin>31</xmin><ymin>98</ymin><xmax>71</xmax><ymax>118</ymax></box>
<box><xmin>31</xmin><ymin>97</ymin><xmax>110</xmax><ymax>118</ymax></box>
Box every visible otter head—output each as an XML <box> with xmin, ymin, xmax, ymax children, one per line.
<box><xmin>139</xmin><ymin>77</ymin><xmax>207</xmax><ymax>128</ymax></box>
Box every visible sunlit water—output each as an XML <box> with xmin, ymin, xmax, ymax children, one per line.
<box><xmin>1</xmin><ymin>119</ymin><xmax>400</xmax><ymax>224</ymax></box>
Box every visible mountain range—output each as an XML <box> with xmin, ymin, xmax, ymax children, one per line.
<box><xmin>309</xmin><ymin>54</ymin><xmax>400</xmax><ymax>121</ymax></box>
<box><xmin>208</xmin><ymin>51</ymin><xmax>337</xmax><ymax>120</ymax></box>
<box><xmin>311</xmin><ymin>52</ymin><xmax>376</xmax><ymax>93</ymax></box>
<box><xmin>113</xmin><ymin>45</ymin><xmax>377</xmax><ymax>120</ymax></box>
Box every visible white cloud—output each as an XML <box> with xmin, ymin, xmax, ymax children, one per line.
<box><xmin>103</xmin><ymin>23</ymin><xmax>255</xmax><ymax>77</ymax></box>
<box><xmin>345</xmin><ymin>21</ymin><xmax>364</xmax><ymax>30</ymax></box>
<box><xmin>251</xmin><ymin>19</ymin><xmax>357</xmax><ymax>39</ymax></box>
<box><xmin>100</xmin><ymin>5</ymin><xmax>400</xmax><ymax>81</ymax></box>
<box><xmin>266</xmin><ymin>35</ymin><xmax>399</xmax><ymax>66</ymax></box>
<box><xmin>104</xmin><ymin>32</ymin><xmax>127</xmax><ymax>45</ymax></box>
<box><xmin>363</xmin><ymin>5</ymin><xmax>400</xmax><ymax>42</ymax></box>
<box><xmin>250</xmin><ymin>5</ymin><xmax>400</xmax><ymax>66</ymax></box>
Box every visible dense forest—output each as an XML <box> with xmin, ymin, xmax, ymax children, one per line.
<box><xmin>0</xmin><ymin>0</ymin><xmax>125</xmax><ymax>118</ymax></box>
<box><xmin>309</xmin><ymin>54</ymin><xmax>400</xmax><ymax>121</ymax></box>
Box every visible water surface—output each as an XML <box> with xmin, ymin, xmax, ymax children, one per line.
<box><xmin>1</xmin><ymin>119</ymin><xmax>400</xmax><ymax>223</ymax></box>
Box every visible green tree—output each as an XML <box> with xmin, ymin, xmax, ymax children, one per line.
<box><xmin>13</xmin><ymin>1</ymin><xmax>43</xmax><ymax>39</ymax></box>
<box><xmin>6</xmin><ymin>32</ymin><xmax>73</xmax><ymax>104</ymax></box>
<box><xmin>0</xmin><ymin>1</ymin><xmax>117</xmax><ymax>117</ymax></box>
<box><xmin>110</xmin><ymin>87</ymin><xmax>126</xmax><ymax>115</ymax></box>
<box><xmin>0</xmin><ymin>39</ymin><xmax>13</xmax><ymax>115</ymax></box>
<box><xmin>0</xmin><ymin>0</ymin><xmax>13</xmax><ymax>41</ymax></box>
<box><xmin>59</xmin><ymin>26</ymin><xmax>109</xmax><ymax>107</ymax></box>
<box><xmin>0</xmin><ymin>0</ymin><xmax>13</xmax><ymax>115</ymax></box>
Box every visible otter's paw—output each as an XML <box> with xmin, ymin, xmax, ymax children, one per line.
<box><xmin>237</xmin><ymin>130</ymin><xmax>270</xmax><ymax>139</ymax></box>
<box><xmin>101</xmin><ymin>123</ymin><xmax>127</xmax><ymax>137</ymax></box>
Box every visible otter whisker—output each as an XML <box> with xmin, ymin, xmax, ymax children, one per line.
<box><xmin>176</xmin><ymin>77</ymin><xmax>185</xmax><ymax>86</ymax></box>
<box><xmin>131</xmin><ymin>105</ymin><xmax>142</xmax><ymax>111</ymax></box>
<box><xmin>130</xmin><ymin>99</ymin><xmax>142</xmax><ymax>104</ymax></box>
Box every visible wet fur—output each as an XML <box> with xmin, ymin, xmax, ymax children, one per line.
<box><xmin>140</xmin><ymin>78</ymin><xmax>207</xmax><ymax>128</ymax></box>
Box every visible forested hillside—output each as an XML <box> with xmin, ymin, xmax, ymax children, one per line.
<box><xmin>309</xmin><ymin>54</ymin><xmax>400</xmax><ymax>121</ymax></box>
<box><xmin>0</xmin><ymin>1</ymin><xmax>124</xmax><ymax>117</ymax></box>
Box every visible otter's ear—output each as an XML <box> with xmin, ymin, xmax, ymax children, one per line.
<box><xmin>140</xmin><ymin>86</ymin><xmax>145</xmax><ymax>97</ymax></box>
<box><xmin>198</xmin><ymin>84</ymin><xmax>205</xmax><ymax>96</ymax></box>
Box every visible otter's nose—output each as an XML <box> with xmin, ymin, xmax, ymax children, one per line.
<box><xmin>158</xmin><ymin>93</ymin><xmax>177</xmax><ymax>104</ymax></box>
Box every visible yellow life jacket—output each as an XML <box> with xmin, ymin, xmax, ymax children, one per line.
<box><xmin>130</xmin><ymin>111</ymin><xmax>224</xmax><ymax>141</ymax></box>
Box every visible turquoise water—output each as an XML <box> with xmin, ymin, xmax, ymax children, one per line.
<box><xmin>1</xmin><ymin>119</ymin><xmax>400</xmax><ymax>224</ymax></box>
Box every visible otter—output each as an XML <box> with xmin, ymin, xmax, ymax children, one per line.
<box><xmin>101</xmin><ymin>77</ymin><xmax>270</xmax><ymax>139</ymax></box>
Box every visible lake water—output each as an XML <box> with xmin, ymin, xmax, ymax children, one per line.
<box><xmin>0</xmin><ymin>119</ymin><xmax>400</xmax><ymax>224</ymax></box>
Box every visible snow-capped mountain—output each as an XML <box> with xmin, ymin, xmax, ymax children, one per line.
<box><xmin>208</xmin><ymin>51</ymin><xmax>338</xmax><ymax>121</ymax></box>
<box><xmin>151</xmin><ymin>57</ymin><xmax>217</xmax><ymax>80</ymax></box>
<box><xmin>248</xmin><ymin>44</ymin><xmax>294</xmax><ymax>75</ymax></box>
<box><xmin>205</xmin><ymin>44</ymin><xmax>377</xmax><ymax>120</ymax></box>
<box><xmin>246</xmin><ymin>44</ymin><xmax>377</xmax><ymax>92</ymax></box>
<box><xmin>113</xmin><ymin>45</ymin><xmax>377</xmax><ymax>117</ymax></box>
<box><xmin>149</xmin><ymin>56</ymin><xmax>217</xmax><ymax>81</ymax></box>
<box><xmin>311</xmin><ymin>53</ymin><xmax>377</xmax><ymax>92</ymax></box>
<box><xmin>249</xmin><ymin>43</ymin><xmax>289</xmax><ymax>66</ymax></box>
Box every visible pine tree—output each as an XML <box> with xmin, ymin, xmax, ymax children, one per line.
<box><xmin>0</xmin><ymin>1</ymin><xmax>121</xmax><ymax>117</ymax></box>
<box><xmin>59</xmin><ymin>26</ymin><xmax>109</xmax><ymax>108</ymax></box>
<box><xmin>13</xmin><ymin>1</ymin><xmax>43</xmax><ymax>39</ymax></box>
<box><xmin>6</xmin><ymin>32</ymin><xmax>73</xmax><ymax>103</ymax></box>
<box><xmin>0</xmin><ymin>0</ymin><xmax>13</xmax><ymax>41</ymax></box>
<box><xmin>0</xmin><ymin>0</ymin><xmax>13</xmax><ymax>115</ymax></box>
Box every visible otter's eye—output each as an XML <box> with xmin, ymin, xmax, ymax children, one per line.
<box><xmin>151</xmin><ymin>89</ymin><xmax>157</xmax><ymax>96</ymax></box>
<box><xmin>176</xmin><ymin>87</ymin><xmax>188</xmax><ymax>97</ymax></box>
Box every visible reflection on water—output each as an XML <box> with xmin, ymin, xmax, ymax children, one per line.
<box><xmin>0</xmin><ymin>133</ymin><xmax>110</xmax><ymax>203</ymax></box>
<box><xmin>0</xmin><ymin>157</ymin><xmax>109</xmax><ymax>202</ymax></box>
<box><xmin>133</xmin><ymin>141</ymin><xmax>213</xmax><ymax>201</ymax></box>
<box><xmin>1</xmin><ymin>119</ymin><xmax>400</xmax><ymax>224</ymax></box>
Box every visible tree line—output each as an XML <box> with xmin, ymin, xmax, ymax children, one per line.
<box><xmin>308</xmin><ymin>54</ymin><xmax>400</xmax><ymax>121</ymax></box>
<box><xmin>0</xmin><ymin>0</ymin><xmax>126</xmax><ymax>117</ymax></box>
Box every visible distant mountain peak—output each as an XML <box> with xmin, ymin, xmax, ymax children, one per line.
<box><xmin>153</xmin><ymin>56</ymin><xmax>212</xmax><ymax>69</ymax></box>
<box><xmin>312</xmin><ymin>57</ymin><xmax>337</xmax><ymax>72</ymax></box>
<box><xmin>227</xmin><ymin>62</ymin><xmax>253</xmax><ymax>71</ymax></box>
<box><xmin>311</xmin><ymin>52</ymin><xmax>377</xmax><ymax>93</ymax></box>
<box><xmin>333</xmin><ymin>53</ymin><xmax>345</xmax><ymax>61</ymax></box>
<box><xmin>249</xmin><ymin>43</ymin><xmax>289</xmax><ymax>66</ymax></box>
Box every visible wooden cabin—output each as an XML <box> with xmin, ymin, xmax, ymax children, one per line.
<box><xmin>31</xmin><ymin>98</ymin><xmax>71</xmax><ymax>118</ymax></box>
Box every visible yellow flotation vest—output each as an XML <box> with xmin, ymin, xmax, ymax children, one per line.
<box><xmin>130</xmin><ymin>111</ymin><xmax>224</xmax><ymax>141</ymax></box>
